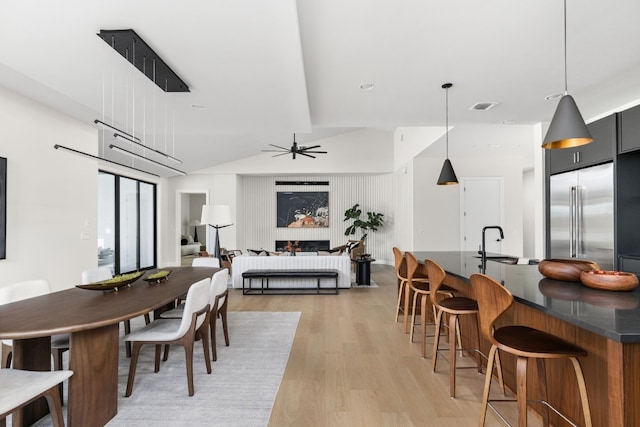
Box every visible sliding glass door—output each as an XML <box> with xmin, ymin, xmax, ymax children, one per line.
<box><xmin>99</xmin><ymin>171</ymin><xmax>156</xmax><ymax>274</ymax></box>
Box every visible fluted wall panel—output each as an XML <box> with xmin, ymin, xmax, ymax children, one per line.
<box><xmin>238</xmin><ymin>175</ymin><xmax>393</xmax><ymax>263</ymax></box>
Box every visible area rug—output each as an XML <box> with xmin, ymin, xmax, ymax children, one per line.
<box><xmin>32</xmin><ymin>311</ymin><xmax>300</xmax><ymax>427</ymax></box>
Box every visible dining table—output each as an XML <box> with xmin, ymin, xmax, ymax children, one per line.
<box><xmin>0</xmin><ymin>266</ymin><xmax>218</xmax><ymax>427</ymax></box>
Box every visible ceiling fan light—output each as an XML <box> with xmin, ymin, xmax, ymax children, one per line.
<box><xmin>437</xmin><ymin>158</ymin><xmax>458</xmax><ymax>185</ymax></box>
<box><xmin>542</xmin><ymin>94</ymin><xmax>593</xmax><ymax>149</ymax></box>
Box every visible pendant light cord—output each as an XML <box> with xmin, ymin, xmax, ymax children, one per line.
<box><xmin>445</xmin><ymin>86</ymin><xmax>449</xmax><ymax>159</ymax></box>
<box><xmin>563</xmin><ymin>0</ymin><xmax>568</xmax><ymax>95</ymax></box>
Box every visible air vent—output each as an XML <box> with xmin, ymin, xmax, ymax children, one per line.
<box><xmin>470</xmin><ymin>102</ymin><xmax>499</xmax><ymax>111</ymax></box>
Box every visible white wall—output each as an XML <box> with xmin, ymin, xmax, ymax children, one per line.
<box><xmin>411</xmin><ymin>155</ymin><xmax>524</xmax><ymax>255</ymax></box>
<box><xmin>0</xmin><ymin>85</ymin><xmax>98</xmax><ymax>290</ymax></box>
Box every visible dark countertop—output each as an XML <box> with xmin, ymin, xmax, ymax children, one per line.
<box><xmin>413</xmin><ymin>251</ymin><xmax>640</xmax><ymax>343</ymax></box>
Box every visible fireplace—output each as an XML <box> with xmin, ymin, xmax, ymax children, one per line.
<box><xmin>275</xmin><ymin>240</ymin><xmax>330</xmax><ymax>253</ymax></box>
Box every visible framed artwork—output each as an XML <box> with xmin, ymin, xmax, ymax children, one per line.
<box><xmin>0</xmin><ymin>157</ymin><xmax>6</xmax><ymax>260</ymax></box>
<box><xmin>276</xmin><ymin>191</ymin><xmax>329</xmax><ymax>228</ymax></box>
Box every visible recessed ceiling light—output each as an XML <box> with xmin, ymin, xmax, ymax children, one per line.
<box><xmin>501</xmin><ymin>119</ymin><xmax>515</xmax><ymax>125</ymax></box>
<box><xmin>545</xmin><ymin>93</ymin><xmax>563</xmax><ymax>101</ymax></box>
<box><xmin>191</xmin><ymin>104</ymin><xmax>206</xmax><ymax>110</ymax></box>
<box><xmin>359</xmin><ymin>83</ymin><xmax>375</xmax><ymax>91</ymax></box>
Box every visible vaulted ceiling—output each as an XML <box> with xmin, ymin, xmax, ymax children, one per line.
<box><xmin>1</xmin><ymin>0</ymin><xmax>639</xmax><ymax>176</ymax></box>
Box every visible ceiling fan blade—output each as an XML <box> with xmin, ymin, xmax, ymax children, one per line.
<box><xmin>298</xmin><ymin>151</ymin><xmax>316</xmax><ymax>158</ymax></box>
<box><xmin>268</xmin><ymin>144</ymin><xmax>290</xmax><ymax>151</ymax></box>
<box><xmin>300</xmin><ymin>145</ymin><xmax>321</xmax><ymax>151</ymax></box>
<box><xmin>302</xmin><ymin>150</ymin><xmax>327</xmax><ymax>154</ymax></box>
<box><xmin>272</xmin><ymin>152</ymin><xmax>290</xmax><ymax>157</ymax></box>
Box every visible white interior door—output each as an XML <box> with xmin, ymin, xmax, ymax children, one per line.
<box><xmin>460</xmin><ymin>177</ymin><xmax>504</xmax><ymax>254</ymax></box>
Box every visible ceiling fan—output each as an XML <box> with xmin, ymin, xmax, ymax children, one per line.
<box><xmin>262</xmin><ymin>133</ymin><xmax>327</xmax><ymax>159</ymax></box>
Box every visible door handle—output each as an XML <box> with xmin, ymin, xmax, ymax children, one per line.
<box><xmin>570</xmin><ymin>186</ymin><xmax>577</xmax><ymax>257</ymax></box>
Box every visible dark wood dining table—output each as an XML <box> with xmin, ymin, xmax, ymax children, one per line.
<box><xmin>0</xmin><ymin>266</ymin><xmax>218</xmax><ymax>427</ymax></box>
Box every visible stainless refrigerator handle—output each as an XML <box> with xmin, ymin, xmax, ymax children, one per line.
<box><xmin>570</xmin><ymin>186</ymin><xmax>576</xmax><ymax>257</ymax></box>
<box><xmin>575</xmin><ymin>185</ymin><xmax>582</xmax><ymax>256</ymax></box>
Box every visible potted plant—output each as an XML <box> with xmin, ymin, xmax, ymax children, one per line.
<box><xmin>343</xmin><ymin>204</ymin><xmax>384</xmax><ymax>254</ymax></box>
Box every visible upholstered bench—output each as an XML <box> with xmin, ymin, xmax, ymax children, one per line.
<box><xmin>242</xmin><ymin>269</ymin><xmax>339</xmax><ymax>295</ymax></box>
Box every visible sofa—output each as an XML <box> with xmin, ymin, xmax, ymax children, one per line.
<box><xmin>180</xmin><ymin>234</ymin><xmax>201</xmax><ymax>256</ymax></box>
<box><xmin>231</xmin><ymin>253</ymin><xmax>352</xmax><ymax>289</ymax></box>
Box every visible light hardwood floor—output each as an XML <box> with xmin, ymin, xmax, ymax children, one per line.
<box><xmin>228</xmin><ymin>264</ymin><xmax>533</xmax><ymax>427</ymax></box>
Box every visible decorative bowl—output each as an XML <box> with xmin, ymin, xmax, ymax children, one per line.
<box><xmin>580</xmin><ymin>270</ymin><xmax>639</xmax><ymax>292</ymax></box>
<box><xmin>143</xmin><ymin>270</ymin><xmax>172</xmax><ymax>284</ymax></box>
<box><xmin>76</xmin><ymin>271</ymin><xmax>144</xmax><ymax>291</ymax></box>
<box><xmin>538</xmin><ymin>259</ymin><xmax>600</xmax><ymax>282</ymax></box>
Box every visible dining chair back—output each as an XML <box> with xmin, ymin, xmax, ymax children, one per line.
<box><xmin>80</xmin><ymin>266</ymin><xmax>112</xmax><ymax>284</ymax></box>
<box><xmin>192</xmin><ymin>257</ymin><xmax>220</xmax><ymax>268</ymax></box>
<box><xmin>175</xmin><ymin>278</ymin><xmax>212</xmax><ymax>339</ymax></box>
<box><xmin>0</xmin><ymin>369</ymin><xmax>73</xmax><ymax>427</ymax></box>
<box><xmin>0</xmin><ymin>280</ymin><xmax>69</xmax><ymax>372</ymax></box>
<box><xmin>210</xmin><ymin>268</ymin><xmax>230</xmax><ymax>361</ymax></box>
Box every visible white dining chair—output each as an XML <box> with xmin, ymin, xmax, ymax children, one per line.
<box><xmin>124</xmin><ymin>278</ymin><xmax>212</xmax><ymax>397</ymax></box>
<box><xmin>161</xmin><ymin>268</ymin><xmax>230</xmax><ymax>360</ymax></box>
<box><xmin>192</xmin><ymin>257</ymin><xmax>220</xmax><ymax>268</ymax></box>
<box><xmin>0</xmin><ymin>368</ymin><xmax>73</xmax><ymax>427</ymax></box>
<box><xmin>0</xmin><ymin>280</ymin><xmax>69</xmax><ymax>370</ymax></box>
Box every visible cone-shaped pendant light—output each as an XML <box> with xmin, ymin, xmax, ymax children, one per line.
<box><xmin>542</xmin><ymin>0</ymin><xmax>592</xmax><ymax>149</ymax></box>
<box><xmin>437</xmin><ymin>83</ymin><xmax>458</xmax><ymax>185</ymax></box>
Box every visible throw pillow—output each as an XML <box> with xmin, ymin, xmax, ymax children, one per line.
<box><xmin>181</xmin><ymin>238</ymin><xmax>188</xmax><ymax>245</ymax></box>
<box><xmin>247</xmin><ymin>249</ymin><xmax>269</xmax><ymax>256</ymax></box>
<box><xmin>187</xmin><ymin>235</ymin><xmax>195</xmax><ymax>244</ymax></box>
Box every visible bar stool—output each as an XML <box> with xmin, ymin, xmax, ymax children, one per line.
<box><xmin>406</xmin><ymin>252</ymin><xmax>455</xmax><ymax>356</ymax></box>
<box><xmin>471</xmin><ymin>273</ymin><xmax>592</xmax><ymax>427</ymax></box>
<box><xmin>426</xmin><ymin>259</ymin><xmax>504</xmax><ymax>398</ymax></box>
<box><xmin>393</xmin><ymin>247</ymin><xmax>429</xmax><ymax>333</ymax></box>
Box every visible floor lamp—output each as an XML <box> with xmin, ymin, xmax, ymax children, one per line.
<box><xmin>201</xmin><ymin>205</ymin><xmax>233</xmax><ymax>260</ymax></box>
<box><xmin>189</xmin><ymin>219</ymin><xmax>201</xmax><ymax>243</ymax></box>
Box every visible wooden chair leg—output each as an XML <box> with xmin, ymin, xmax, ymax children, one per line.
<box><xmin>124</xmin><ymin>320</ymin><xmax>132</xmax><ymax>358</ymax></box>
<box><xmin>448</xmin><ymin>313</ymin><xmax>458</xmax><ymax>397</ymax></box>
<box><xmin>420</xmin><ymin>294</ymin><xmax>429</xmax><ymax>357</ymax></box>
<box><xmin>144</xmin><ymin>313</ymin><xmax>151</xmax><ymax>324</ymax></box>
<box><xmin>221</xmin><ymin>305</ymin><xmax>230</xmax><ymax>347</ymax></box>
<box><xmin>480</xmin><ymin>345</ymin><xmax>498</xmax><ymax>427</ymax></box>
<box><xmin>536</xmin><ymin>358</ymin><xmax>549</xmax><ymax>427</ymax></box>
<box><xmin>199</xmin><ymin>323</ymin><xmax>212</xmax><ymax>374</ymax></box>
<box><xmin>184</xmin><ymin>341</ymin><xmax>195</xmax><ymax>396</ymax></box>
<box><xmin>403</xmin><ymin>282</ymin><xmax>412</xmax><ymax>333</ymax></box>
<box><xmin>432</xmin><ymin>309</ymin><xmax>444</xmax><ymax>372</ymax></box>
<box><xmin>210</xmin><ymin>311</ymin><xmax>218</xmax><ymax>362</ymax></box>
<box><xmin>43</xmin><ymin>386</ymin><xmax>65</xmax><ymax>427</ymax></box>
<box><xmin>394</xmin><ymin>279</ymin><xmax>406</xmax><ymax>322</ymax></box>
<box><xmin>125</xmin><ymin>342</ymin><xmax>143</xmax><ymax>397</ymax></box>
<box><xmin>51</xmin><ymin>348</ymin><xmax>65</xmax><ymax>404</ymax></box>
<box><xmin>472</xmin><ymin>314</ymin><xmax>483</xmax><ymax>373</ymax></box>
<box><xmin>516</xmin><ymin>356</ymin><xmax>529</xmax><ymax>427</ymax></box>
<box><xmin>162</xmin><ymin>344</ymin><xmax>171</xmax><ymax>361</ymax></box>
<box><xmin>409</xmin><ymin>291</ymin><xmax>420</xmax><ymax>343</ymax></box>
<box><xmin>568</xmin><ymin>357</ymin><xmax>593</xmax><ymax>427</ymax></box>
<box><xmin>154</xmin><ymin>344</ymin><xmax>162</xmax><ymax>372</ymax></box>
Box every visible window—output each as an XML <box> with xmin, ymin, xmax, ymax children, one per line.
<box><xmin>98</xmin><ymin>171</ymin><xmax>156</xmax><ymax>274</ymax></box>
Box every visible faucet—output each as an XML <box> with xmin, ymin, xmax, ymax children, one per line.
<box><xmin>481</xmin><ymin>226</ymin><xmax>504</xmax><ymax>266</ymax></box>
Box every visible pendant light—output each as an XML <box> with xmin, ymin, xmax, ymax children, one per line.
<box><xmin>437</xmin><ymin>83</ymin><xmax>458</xmax><ymax>185</ymax></box>
<box><xmin>541</xmin><ymin>0</ymin><xmax>592</xmax><ymax>149</ymax></box>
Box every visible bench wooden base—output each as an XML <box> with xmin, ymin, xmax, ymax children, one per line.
<box><xmin>242</xmin><ymin>269</ymin><xmax>340</xmax><ymax>295</ymax></box>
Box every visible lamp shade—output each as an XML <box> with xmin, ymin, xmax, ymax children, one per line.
<box><xmin>437</xmin><ymin>158</ymin><xmax>458</xmax><ymax>185</ymax></box>
<box><xmin>189</xmin><ymin>219</ymin><xmax>201</xmax><ymax>227</ymax></box>
<box><xmin>201</xmin><ymin>204</ymin><xmax>232</xmax><ymax>227</ymax></box>
<box><xmin>542</xmin><ymin>94</ymin><xmax>593</xmax><ymax>149</ymax></box>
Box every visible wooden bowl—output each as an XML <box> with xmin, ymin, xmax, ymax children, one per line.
<box><xmin>76</xmin><ymin>271</ymin><xmax>144</xmax><ymax>291</ymax></box>
<box><xmin>538</xmin><ymin>259</ymin><xmax>600</xmax><ymax>282</ymax></box>
<box><xmin>580</xmin><ymin>270</ymin><xmax>639</xmax><ymax>292</ymax></box>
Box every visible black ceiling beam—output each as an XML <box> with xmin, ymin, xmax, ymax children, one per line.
<box><xmin>98</xmin><ymin>29</ymin><xmax>190</xmax><ymax>93</ymax></box>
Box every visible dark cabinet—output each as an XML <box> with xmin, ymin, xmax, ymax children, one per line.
<box><xmin>548</xmin><ymin>114</ymin><xmax>616</xmax><ymax>174</ymax></box>
<box><xmin>618</xmin><ymin>104</ymin><xmax>640</xmax><ymax>153</ymax></box>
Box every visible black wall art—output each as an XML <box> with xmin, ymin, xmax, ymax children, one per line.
<box><xmin>276</xmin><ymin>191</ymin><xmax>329</xmax><ymax>228</ymax></box>
<box><xmin>0</xmin><ymin>157</ymin><xmax>6</xmax><ymax>259</ymax></box>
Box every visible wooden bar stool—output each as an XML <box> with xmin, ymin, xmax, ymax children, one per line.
<box><xmin>426</xmin><ymin>259</ymin><xmax>504</xmax><ymax>398</ymax></box>
<box><xmin>406</xmin><ymin>252</ymin><xmax>455</xmax><ymax>355</ymax></box>
<box><xmin>392</xmin><ymin>247</ymin><xmax>428</xmax><ymax>333</ymax></box>
<box><xmin>471</xmin><ymin>273</ymin><xmax>592</xmax><ymax>427</ymax></box>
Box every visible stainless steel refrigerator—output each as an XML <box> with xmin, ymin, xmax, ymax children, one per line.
<box><xmin>549</xmin><ymin>162</ymin><xmax>614</xmax><ymax>269</ymax></box>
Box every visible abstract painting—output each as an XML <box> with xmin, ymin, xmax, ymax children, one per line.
<box><xmin>277</xmin><ymin>191</ymin><xmax>329</xmax><ymax>228</ymax></box>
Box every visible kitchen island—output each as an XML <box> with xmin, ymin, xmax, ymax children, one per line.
<box><xmin>413</xmin><ymin>251</ymin><xmax>640</xmax><ymax>427</ymax></box>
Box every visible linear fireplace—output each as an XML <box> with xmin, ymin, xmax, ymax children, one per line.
<box><xmin>275</xmin><ymin>240</ymin><xmax>330</xmax><ymax>252</ymax></box>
